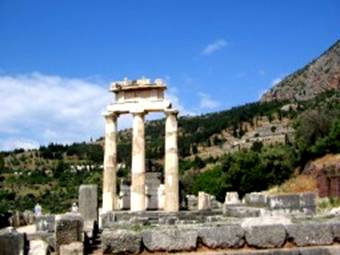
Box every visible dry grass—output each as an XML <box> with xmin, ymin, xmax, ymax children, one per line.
<box><xmin>268</xmin><ymin>175</ymin><xmax>317</xmax><ymax>194</ymax></box>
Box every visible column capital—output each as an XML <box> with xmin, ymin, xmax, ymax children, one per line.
<box><xmin>103</xmin><ymin>112</ymin><xmax>119</xmax><ymax>121</ymax></box>
<box><xmin>164</xmin><ymin>109</ymin><xmax>179</xmax><ymax>117</ymax></box>
<box><xmin>130</xmin><ymin>110</ymin><xmax>146</xmax><ymax>117</ymax></box>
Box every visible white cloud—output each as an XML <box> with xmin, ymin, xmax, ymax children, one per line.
<box><xmin>0</xmin><ymin>72</ymin><xmax>113</xmax><ymax>150</ymax></box>
<box><xmin>198</xmin><ymin>92</ymin><xmax>220</xmax><ymax>110</ymax></box>
<box><xmin>1</xmin><ymin>138</ymin><xmax>40</xmax><ymax>150</ymax></box>
<box><xmin>201</xmin><ymin>39</ymin><xmax>228</xmax><ymax>56</ymax></box>
<box><xmin>0</xmin><ymin>73</ymin><xmax>189</xmax><ymax>150</ymax></box>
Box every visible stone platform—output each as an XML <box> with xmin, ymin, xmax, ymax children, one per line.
<box><xmin>101</xmin><ymin>210</ymin><xmax>223</xmax><ymax>228</ymax></box>
<box><xmin>101</xmin><ymin>216</ymin><xmax>340</xmax><ymax>254</ymax></box>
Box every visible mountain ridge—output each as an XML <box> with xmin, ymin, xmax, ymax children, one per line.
<box><xmin>261</xmin><ymin>40</ymin><xmax>340</xmax><ymax>102</ymax></box>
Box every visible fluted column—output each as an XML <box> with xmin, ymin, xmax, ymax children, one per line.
<box><xmin>102</xmin><ymin>113</ymin><xmax>118</xmax><ymax>213</ymax></box>
<box><xmin>164</xmin><ymin>110</ymin><xmax>179</xmax><ymax>212</ymax></box>
<box><xmin>130</xmin><ymin>111</ymin><xmax>146</xmax><ymax>211</ymax></box>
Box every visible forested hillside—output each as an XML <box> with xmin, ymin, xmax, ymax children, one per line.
<box><xmin>1</xmin><ymin>91</ymin><xmax>339</xmax><ymax>214</ymax></box>
<box><xmin>1</xmin><ymin>40</ymin><xmax>340</xmax><ymax>215</ymax></box>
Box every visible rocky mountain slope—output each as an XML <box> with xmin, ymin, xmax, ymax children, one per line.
<box><xmin>261</xmin><ymin>40</ymin><xmax>340</xmax><ymax>102</ymax></box>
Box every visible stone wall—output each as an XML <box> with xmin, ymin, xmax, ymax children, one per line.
<box><xmin>101</xmin><ymin>221</ymin><xmax>340</xmax><ymax>254</ymax></box>
<box><xmin>243</xmin><ymin>192</ymin><xmax>316</xmax><ymax>214</ymax></box>
<box><xmin>0</xmin><ymin>227</ymin><xmax>25</xmax><ymax>255</ymax></box>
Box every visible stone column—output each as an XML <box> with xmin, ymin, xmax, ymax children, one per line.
<box><xmin>164</xmin><ymin>110</ymin><xmax>179</xmax><ymax>212</ymax></box>
<box><xmin>102</xmin><ymin>113</ymin><xmax>118</xmax><ymax>213</ymax></box>
<box><xmin>131</xmin><ymin>111</ymin><xmax>146</xmax><ymax>211</ymax></box>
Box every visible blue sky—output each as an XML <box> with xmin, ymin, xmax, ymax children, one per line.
<box><xmin>0</xmin><ymin>0</ymin><xmax>339</xmax><ymax>150</ymax></box>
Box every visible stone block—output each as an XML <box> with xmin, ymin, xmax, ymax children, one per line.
<box><xmin>286</xmin><ymin>223</ymin><xmax>333</xmax><ymax>246</ymax></box>
<box><xmin>100</xmin><ymin>211</ymin><xmax>116</xmax><ymax>229</ymax></box>
<box><xmin>59</xmin><ymin>242</ymin><xmax>83</xmax><ymax>255</ymax></box>
<box><xmin>0</xmin><ymin>227</ymin><xmax>25</xmax><ymax>255</ymax></box>
<box><xmin>101</xmin><ymin>229</ymin><xmax>141</xmax><ymax>254</ymax></box>
<box><xmin>299</xmin><ymin>192</ymin><xmax>316</xmax><ymax>214</ymax></box>
<box><xmin>128</xmin><ymin>216</ymin><xmax>149</xmax><ymax>225</ymax></box>
<box><xmin>223</xmin><ymin>205</ymin><xmax>261</xmax><ymax>217</ymax></box>
<box><xmin>78</xmin><ymin>185</ymin><xmax>98</xmax><ymax>224</ymax></box>
<box><xmin>145</xmin><ymin>172</ymin><xmax>161</xmax><ymax>210</ymax></box>
<box><xmin>198</xmin><ymin>224</ymin><xmax>244</xmax><ymax>248</ymax></box>
<box><xmin>244</xmin><ymin>192</ymin><xmax>267</xmax><ymax>207</ymax></box>
<box><xmin>36</xmin><ymin>215</ymin><xmax>55</xmax><ymax>233</ymax></box>
<box><xmin>142</xmin><ymin>228</ymin><xmax>197</xmax><ymax>252</ymax></box>
<box><xmin>158</xmin><ymin>216</ymin><xmax>177</xmax><ymax>225</ymax></box>
<box><xmin>55</xmin><ymin>214</ymin><xmax>84</xmax><ymax>252</ymax></box>
<box><xmin>225</xmin><ymin>192</ymin><xmax>241</xmax><ymax>205</ymax></box>
<box><xmin>26</xmin><ymin>232</ymin><xmax>55</xmax><ymax>251</ymax></box>
<box><xmin>28</xmin><ymin>240</ymin><xmax>49</xmax><ymax>255</ymax></box>
<box><xmin>23</xmin><ymin>210</ymin><xmax>35</xmax><ymax>225</ymax></box>
<box><xmin>245</xmin><ymin>224</ymin><xmax>286</xmax><ymax>248</ymax></box>
<box><xmin>118</xmin><ymin>184</ymin><xmax>130</xmax><ymax>210</ymax></box>
<box><xmin>267</xmin><ymin>194</ymin><xmax>300</xmax><ymax>211</ymax></box>
<box><xmin>299</xmin><ymin>246</ymin><xmax>340</xmax><ymax>255</ymax></box>
<box><xmin>198</xmin><ymin>192</ymin><xmax>211</xmax><ymax>211</ymax></box>
<box><xmin>187</xmin><ymin>195</ymin><xmax>198</xmax><ymax>211</ymax></box>
<box><xmin>331</xmin><ymin>222</ymin><xmax>340</xmax><ymax>242</ymax></box>
<box><xmin>206</xmin><ymin>215</ymin><xmax>225</xmax><ymax>222</ymax></box>
<box><xmin>157</xmin><ymin>184</ymin><xmax>165</xmax><ymax>210</ymax></box>
<box><xmin>211</xmin><ymin>196</ymin><xmax>223</xmax><ymax>209</ymax></box>
<box><xmin>241</xmin><ymin>216</ymin><xmax>291</xmax><ymax>228</ymax></box>
<box><xmin>266</xmin><ymin>193</ymin><xmax>316</xmax><ymax>214</ymax></box>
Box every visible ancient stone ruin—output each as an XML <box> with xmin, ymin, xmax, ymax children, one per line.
<box><xmin>102</xmin><ymin>78</ymin><xmax>179</xmax><ymax>213</ymax></box>
<box><xmin>3</xmin><ymin>78</ymin><xmax>340</xmax><ymax>255</ymax></box>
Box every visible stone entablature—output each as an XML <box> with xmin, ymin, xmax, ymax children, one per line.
<box><xmin>102</xmin><ymin>77</ymin><xmax>179</xmax><ymax>213</ymax></box>
<box><xmin>108</xmin><ymin>78</ymin><xmax>171</xmax><ymax>114</ymax></box>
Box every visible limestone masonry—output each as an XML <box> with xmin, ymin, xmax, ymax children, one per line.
<box><xmin>103</xmin><ymin>78</ymin><xmax>179</xmax><ymax>212</ymax></box>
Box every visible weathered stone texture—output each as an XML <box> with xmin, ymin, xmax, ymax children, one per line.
<box><xmin>198</xmin><ymin>224</ymin><xmax>244</xmax><ymax>248</ymax></box>
<box><xmin>28</xmin><ymin>240</ymin><xmax>49</xmax><ymax>255</ymax></box>
<box><xmin>36</xmin><ymin>215</ymin><xmax>55</xmax><ymax>233</ymax></box>
<box><xmin>103</xmin><ymin>114</ymin><xmax>118</xmax><ymax>213</ymax></box>
<box><xmin>55</xmin><ymin>214</ymin><xmax>84</xmax><ymax>252</ymax></box>
<box><xmin>101</xmin><ymin>229</ymin><xmax>141</xmax><ymax>254</ymax></box>
<box><xmin>286</xmin><ymin>223</ymin><xmax>333</xmax><ymax>246</ymax></box>
<box><xmin>0</xmin><ymin>227</ymin><xmax>25</xmax><ymax>255</ymax></box>
<box><xmin>245</xmin><ymin>224</ymin><xmax>286</xmax><ymax>248</ymax></box>
<box><xmin>244</xmin><ymin>192</ymin><xmax>267</xmax><ymax>207</ymax></box>
<box><xmin>164</xmin><ymin>110</ymin><xmax>179</xmax><ymax>212</ymax></box>
<box><xmin>223</xmin><ymin>205</ymin><xmax>261</xmax><ymax>217</ymax></box>
<box><xmin>79</xmin><ymin>185</ymin><xmax>98</xmax><ymax>223</ymax></box>
<box><xmin>187</xmin><ymin>195</ymin><xmax>198</xmax><ymax>210</ymax></box>
<box><xmin>331</xmin><ymin>222</ymin><xmax>340</xmax><ymax>242</ymax></box>
<box><xmin>198</xmin><ymin>192</ymin><xmax>211</xmax><ymax>210</ymax></box>
<box><xmin>131</xmin><ymin>112</ymin><xmax>146</xmax><ymax>212</ymax></box>
<box><xmin>225</xmin><ymin>192</ymin><xmax>241</xmax><ymax>205</ymax></box>
<box><xmin>267</xmin><ymin>193</ymin><xmax>316</xmax><ymax>213</ymax></box>
<box><xmin>59</xmin><ymin>242</ymin><xmax>83</xmax><ymax>255</ymax></box>
<box><xmin>142</xmin><ymin>228</ymin><xmax>197</xmax><ymax>252</ymax></box>
<box><xmin>267</xmin><ymin>194</ymin><xmax>300</xmax><ymax>210</ymax></box>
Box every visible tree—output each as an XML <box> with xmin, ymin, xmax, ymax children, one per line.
<box><xmin>312</xmin><ymin>118</ymin><xmax>340</xmax><ymax>155</ymax></box>
<box><xmin>54</xmin><ymin>160</ymin><xmax>68</xmax><ymax>178</ymax></box>
<box><xmin>251</xmin><ymin>141</ymin><xmax>263</xmax><ymax>152</ymax></box>
<box><xmin>191</xmin><ymin>164</ymin><xmax>228</xmax><ymax>201</ymax></box>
